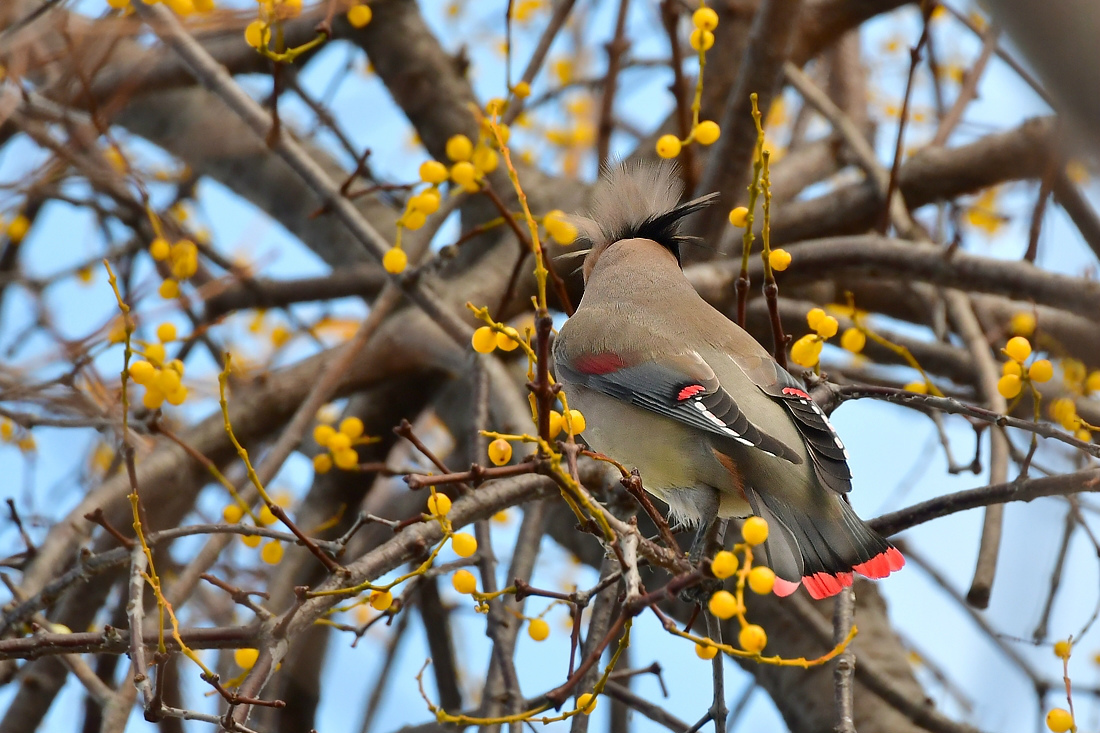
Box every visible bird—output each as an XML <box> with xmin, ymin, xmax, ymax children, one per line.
<box><xmin>551</xmin><ymin>161</ymin><xmax>903</xmax><ymax>600</ymax></box>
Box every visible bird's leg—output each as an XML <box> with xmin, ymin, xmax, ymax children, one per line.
<box><xmin>679</xmin><ymin>489</ymin><xmax>726</xmax><ymax>604</ymax></box>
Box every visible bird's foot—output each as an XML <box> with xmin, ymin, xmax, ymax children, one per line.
<box><xmin>679</xmin><ymin>575</ymin><xmax>722</xmax><ymax>605</ymax></box>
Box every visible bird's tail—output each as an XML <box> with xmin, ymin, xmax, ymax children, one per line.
<box><xmin>747</xmin><ymin>488</ymin><xmax>904</xmax><ymax>600</ymax></box>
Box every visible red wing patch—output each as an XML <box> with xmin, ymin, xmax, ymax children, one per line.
<box><xmin>781</xmin><ymin>387</ymin><xmax>811</xmax><ymax>399</ymax></box>
<box><xmin>573</xmin><ymin>353</ymin><xmax>629</xmax><ymax>375</ymax></box>
<box><xmin>677</xmin><ymin>384</ymin><xmax>706</xmax><ymax>401</ymax></box>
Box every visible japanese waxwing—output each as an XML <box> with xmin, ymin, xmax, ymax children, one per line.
<box><xmin>552</xmin><ymin>161</ymin><xmax>903</xmax><ymax>600</ymax></box>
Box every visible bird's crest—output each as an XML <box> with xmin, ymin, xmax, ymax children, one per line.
<box><xmin>570</xmin><ymin>161</ymin><xmax>717</xmax><ymax>280</ymax></box>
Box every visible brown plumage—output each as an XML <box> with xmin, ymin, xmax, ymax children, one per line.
<box><xmin>553</xmin><ymin>161</ymin><xmax>903</xmax><ymax>599</ymax></box>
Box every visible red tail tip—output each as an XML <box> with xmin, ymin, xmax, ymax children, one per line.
<box><xmin>853</xmin><ymin>546</ymin><xmax>905</xmax><ymax>580</ymax></box>
<box><xmin>772</xmin><ymin>577</ymin><xmax>802</xmax><ymax>597</ymax></box>
<box><xmin>774</xmin><ymin>549</ymin><xmax>905</xmax><ymax>600</ymax></box>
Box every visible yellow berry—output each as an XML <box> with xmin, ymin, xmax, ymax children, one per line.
<box><xmin>840</xmin><ymin>328</ymin><xmax>865</xmax><ymax>354</ymax></box>
<box><xmin>369</xmin><ymin>589</ymin><xmax>393</xmax><ymax>611</ymax></box>
<box><xmin>452</xmin><ymin>569</ymin><xmax>477</xmax><ymax>594</ymax></box>
<box><xmin>7</xmin><ymin>214</ymin><xmax>30</xmax><ymax>242</ymax></box>
<box><xmin>159</xmin><ymin>279</ymin><xmax>180</xmax><ymax>299</ymax></box>
<box><xmin>403</xmin><ymin>210</ymin><xmax>427</xmax><ymax>231</ymax></box>
<box><xmin>790</xmin><ymin>335</ymin><xmax>822</xmax><ymax>368</ymax></box>
<box><xmin>695</xmin><ymin>640</ymin><xmax>719</xmax><ymax>659</ymax></box>
<box><xmin>450</xmin><ymin>161</ymin><xmax>479</xmax><ymax>191</ymax></box>
<box><xmin>694</xmin><ymin>120</ymin><xmax>720</xmax><ymax>145</ymax></box>
<box><xmin>742</xmin><ymin>516</ymin><xmax>769</xmax><ymax>545</ymax></box>
<box><xmin>260</xmin><ymin>541</ymin><xmax>283</xmax><ymax>565</ymax></box>
<box><xmin>382</xmin><ymin>248</ymin><xmax>407</xmax><ymax>274</ymax></box>
<box><xmin>747</xmin><ymin>566</ymin><xmax>776</xmax><ymax>595</ymax></box>
<box><xmin>1005</xmin><ymin>336</ymin><xmax>1032</xmax><ymax>362</ymax></box>
<box><xmin>547</xmin><ymin>219</ymin><xmax>578</xmax><ymax>245</ymax></box>
<box><xmin>409</xmin><ymin>190</ymin><xmax>441</xmax><ymax>215</ymax></box>
<box><xmin>347</xmin><ymin>4</ymin><xmax>372</xmax><ymax>28</ymax></box>
<box><xmin>427</xmin><ymin>492</ymin><xmax>452</xmax><ymax>516</ymax></box>
<box><xmin>445</xmin><ymin>134</ymin><xmax>473</xmax><ymax>162</ymax></box>
<box><xmin>170</xmin><ymin>253</ymin><xmax>198</xmax><ymax>280</ymax></box>
<box><xmin>738</xmin><ymin>624</ymin><xmax>767</xmax><ymax>653</ymax></box>
<box><xmin>1054</xmin><ymin>640</ymin><xmax>1071</xmax><ymax>659</ymax></box>
<box><xmin>1003</xmin><ymin>361</ymin><xmax>1023</xmax><ymax>377</ymax></box>
<box><xmin>1065</xmin><ymin>359</ymin><xmax>1088</xmax><ymax>388</ymax></box>
<box><xmin>156</xmin><ymin>322</ymin><xmax>177</xmax><ymax>343</ymax></box>
<box><xmin>768</xmin><ymin>248</ymin><xmax>791</xmax><ymax>271</ymax></box>
<box><xmin>313</xmin><ymin>424</ymin><xmax>336</xmax><ymax>447</ymax></box>
<box><xmin>548</xmin><ymin>410</ymin><xmax>563</xmax><ymax>438</ymax></box>
<box><xmin>689</xmin><ymin>29</ymin><xmax>715</xmax><ymax>51</ymax></box>
<box><xmin>707</xmin><ymin>590</ymin><xmax>738</xmax><ymax>619</ymax></box>
<box><xmin>223</xmin><ymin>504</ymin><xmax>244</xmax><ymax>523</ymax></box>
<box><xmin>340</xmin><ymin>417</ymin><xmax>365</xmax><ymax>440</ymax></box>
<box><xmin>129</xmin><ymin>360</ymin><xmax>156</xmax><ymax>385</ymax></box>
<box><xmin>419</xmin><ymin>161</ymin><xmax>449</xmax><ymax>185</ymax></box>
<box><xmin>234</xmin><ymin>648</ymin><xmax>259</xmax><ymax>669</ymax></box>
<box><xmin>313</xmin><ymin>453</ymin><xmax>333</xmax><ymax>474</ymax></box>
<box><xmin>241</xmin><ymin>533</ymin><xmax>262</xmax><ymax>548</ymax></box>
<box><xmin>1011</xmin><ymin>312</ymin><xmax>1036</xmax><ymax>336</ymax></box>
<box><xmin>656</xmin><ymin>134</ymin><xmax>682</xmax><ymax>159</ymax></box>
<box><xmin>258</xmin><ymin>505</ymin><xmax>277</xmax><ymax>525</ymax></box>
<box><xmin>488</xmin><ymin>438</ymin><xmax>512</xmax><ymax>466</ymax></box>
<box><xmin>328</xmin><ymin>433</ymin><xmax>352</xmax><ymax>452</ymax></box>
<box><xmin>692</xmin><ymin>7</ymin><xmax>719</xmax><ymax>31</ymax></box>
<box><xmin>576</xmin><ymin>693</ymin><xmax>597</xmax><ymax>715</ymax></box>
<box><xmin>1029</xmin><ymin>359</ymin><xmax>1053</xmax><ymax>383</ymax></box>
<box><xmin>244</xmin><ymin>20</ymin><xmax>267</xmax><ymax>49</ymax></box>
<box><xmin>472</xmin><ymin>326</ymin><xmax>497</xmax><ymax>354</ymax></box>
<box><xmin>156</xmin><ymin>368</ymin><xmax>181</xmax><ymax>395</ymax></box>
<box><xmin>710</xmin><ymin>550</ymin><xmax>739</xmax><ymax>579</ymax></box>
<box><xmin>513</xmin><ymin>81</ymin><xmax>531</xmax><ymax>98</ymax></box>
<box><xmin>268</xmin><ymin>325</ymin><xmax>290</xmax><ymax>348</ymax></box>
<box><xmin>107</xmin><ymin>0</ymin><xmax>131</xmax><ymax>8</ymax></box>
<box><xmin>145</xmin><ymin>342</ymin><xmax>166</xmax><ymax>365</ymax></box>
<box><xmin>333</xmin><ymin>448</ymin><xmax>359</xmax><ymax>470</ymax></box>
<box><xmin>451</xmin><ymin>532</ymin><xmax>478</xmax><ymax>557</ymax></box>
<box><xmin>1088</xmin><ymin>371</ymin><xmax>1100</xmax><ymax>393</ymax></box>
<box><xmin>165</xmin><ymin>386</ymin><xmax>188</xmax><ymax>406</ymax></box>
<box><xmin>142</xmin><ymin>388</ymin><xmax>165</xmax><ymax>410</ymax></box>
<box><xmin>472</xmin><ymin>145</ymin><xmax>499</xmax><ymax>173</ymax></box>
<box><xmin>1046</xmin><ymin>709</ymin><xmax>1073</xmax><ymax>733</ymax></box>
<box><xmin>904</xmin><ymin>381</ymin><xmax>928</xmax><ymax>394</ymax></box>
<box><xmin>815</xmin><ymin>315</ymin><xmax>839</xmax><ymax>339</ymax></box>
<box><xmin>728</xmin><ymin>206</ymin><xmax>749</xmax><ymax>227</ymax></box>
<box><xmin>565</xmin><ymin>409</ymin><xmax>586</xmax><ymax>434</ymax></box>
<box><xmin>1050</xmin><ymin>398</ymin><xmax>1077</xmax><ymax>428</ymax></box>
<box><xmin>496</xmin><ymin>328</ymin><xmax>520</xmax><ymax>351</ymax></box>
<box><xmin>1077</xmin><ymin>428</ymin><xmax>1092</xmax><ymax>443</ymax></box>
<box><xmin>806</xmin><ymin>308</ymin><xmax>827</xmax><ymax>330</ymax></box>
<box><xmin>149</xmin><ymin>238</ymin><xmax>171</xmax><ymax>260</ymax></box>
<box><xmin>527</xmin><ymin>618</ymin><xmax>550</xmax><ymax>641</ymax></box>
<box><xmin>997</xmin><ymin>374</ymin><xmax>1022</xmax><ymax>399</ymax></box>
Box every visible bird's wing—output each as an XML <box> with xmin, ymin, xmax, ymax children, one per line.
<box><xmin>756</xmin><ymin>368</ymin><xmax>853</xmax><ymax>494</ymax></box>
<box><xmin>554</xmin><ymin>349</ymin><xmax>801</xmax><ymax>464</ymax></box>
<box><xmin>712</xmin><ymin>336</ymin><xmax>854</xmax><ymax>494</ymax></box>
